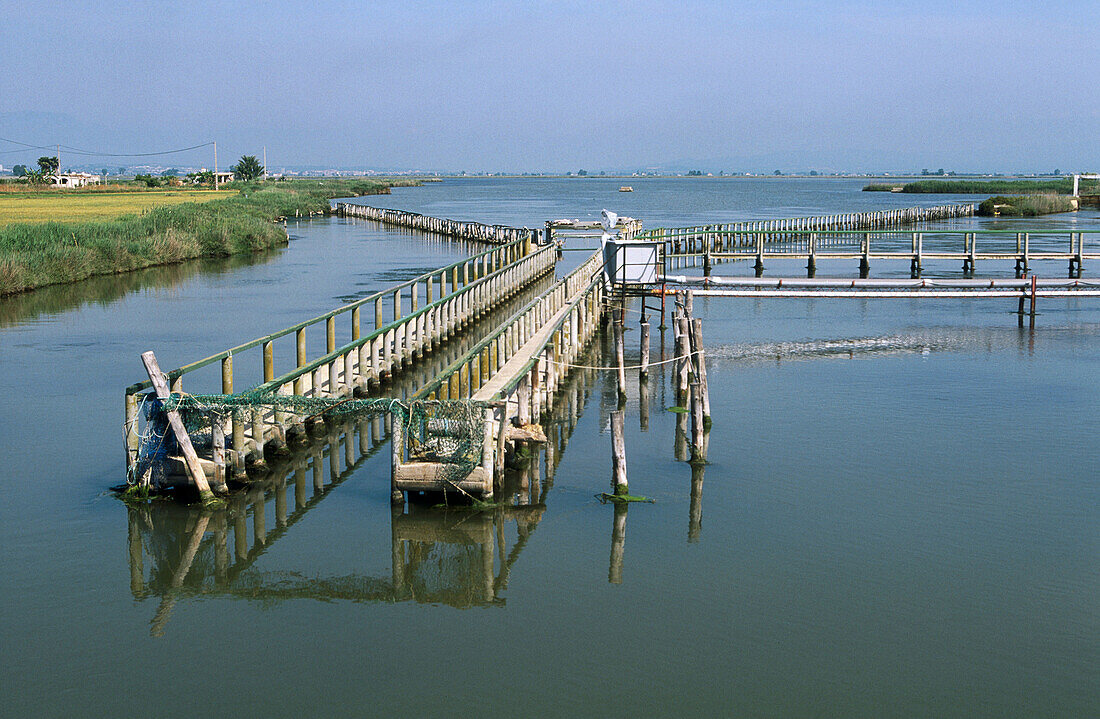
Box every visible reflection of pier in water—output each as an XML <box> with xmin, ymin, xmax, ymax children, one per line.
<box><xmin>126</xmin><ymin>338</ymin><xmax>605</xmax><ymax>634</ymax></box>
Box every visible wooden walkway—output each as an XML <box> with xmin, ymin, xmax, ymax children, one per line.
<box><xmin>128</xmin><ymin>206</ymin><xmax>1100</xmax><ymax>507</ymax></box>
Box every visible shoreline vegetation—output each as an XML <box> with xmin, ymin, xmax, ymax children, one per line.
<box><xmin>0</xmin><ymin>178</ymin><xmax>417</xmax><ymax>297</ymax></box>
<box><xmin>976</xmin><ymin>194</ymin><xmax>1077</xmax><ymax>217</ymax></box>
<box><xmin>862</xmin><ymin>179</ymin><xmax>1084</xmax><ymax>194</ymax></box>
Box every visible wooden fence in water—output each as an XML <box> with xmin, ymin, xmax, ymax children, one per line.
<box><xmin>657</xmin><ymin>203</ymin><xmax>975</xmax><ymax>242</ymax></box>
<box><xmin>336</xmin><ymin>202</ymin><xmax>536</xmax><ymax>245</ymax></box>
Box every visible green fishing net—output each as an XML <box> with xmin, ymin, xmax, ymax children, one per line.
<box><xmin>131</xmin><ymin>389</ymin><xmax>489</xmax><ymax>493</ymax></box>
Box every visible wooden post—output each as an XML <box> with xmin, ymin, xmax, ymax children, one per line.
<box><xmin>692</xmin><ymin>318</ymin><xmax>710</xmax><ymax>424</ymax></box>
<box><xmin>140</xmin><ymin>351</ymin><xmax>220</xmax><ymax>503</ymax></box>
<box><xmin>690</xmin><ymin>381</ymin><xmax>707</xmax><ymax>464</ymax></box>
<box><xmin>212</xmin><ymin>419</ymin><xmax>226</xmax><ymax>491</ymax></box>
<box><xmin>125</xmin><ymin>392</ymin><xmax>140</xmax><ymax>471</ymax></box>
<box><xmin>611</xmin><ymin>409</ymin><xmax>628</xmax><ymax>495</ymax></box>
<box><xmin>614</xmin><ymin>317</ymin><xmax>626</xmax><ymax>399</ymax></box>
<box><xmin>639</xmin><ymin>321</ymin><xmax>650</xmax><ymax>378</ymax></box>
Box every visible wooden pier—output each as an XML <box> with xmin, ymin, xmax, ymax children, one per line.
<box><xmin>125</xmin><ymin>203</ymin><xmax>1100</xmax><ymax>509</ymax></box>
<box><xmin>125</xmin><ymin>337</ymin><xmax>606</xmax><ymax>633</ymax></box>
<box><xmin>649</xmin><ymin>228</ymin><xmax>1100</xmax><ymax>277</ymax></box>
<box><xmin>337</xmin><ymin>202</ymin><xmax>537</xmax><ymax>245</ymax></box>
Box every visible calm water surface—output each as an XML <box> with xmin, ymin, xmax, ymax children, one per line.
<box><xmin>1</xmin><ymin>179</ymin><xmax>1096</xmax><ymax>717</ymax></box>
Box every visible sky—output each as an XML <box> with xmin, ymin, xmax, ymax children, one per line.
<box><xmin>1</xmin><ymin>0</ymin><xmax>1098</xmax><ymax>174</ymax></box>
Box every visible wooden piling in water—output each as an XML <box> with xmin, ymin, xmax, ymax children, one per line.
<box><xmin>140</xmin><ymin>351</ymin><xmax>222</xmax><ymax>502</ymax></box>
<box><xmin>614</xmin><ymin>317</ymin><xmax>626</xmax><ymax>399</ymax></box>
<box><xmin>611</xmin><ymin>409</ymin><xmax>628</xmax><ymax>495</ymax></box>
<box><xmin>689</xmin><ymin>382</ymin><xmax>706</xmax><ymax>465</ymax></box>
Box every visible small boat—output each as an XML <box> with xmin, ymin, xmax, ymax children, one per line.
<box><xmin>618</xmin><ymin>186</ymin><xmax>634</xmax><ymax>192</ymax></box>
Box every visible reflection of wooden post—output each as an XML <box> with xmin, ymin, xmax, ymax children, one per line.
<box><xmin>127</xmin><ymin>509</ymin><xmax>145</xmax><ymax>597</ymax></box>
<box><xmin>482</xmin><ymin>526</ymin><xmax>495</xmax><ymax>603</ymax></box>
<box><xmin>611</xmin><ymin>410</ymin><xmax>628</xmax><ymax>495</ymax></box>
<box><xmin>390</xmin><ymin>507</ymin><xmax>407</xmax><ymax>601</ymax></box>
<box><xmin>274</xmin><ymin>471</ymin><xmax>288</xmax><ymax>528</ymax></box>
<box><xmin>639</xmin><ymin>375</ymin><xmax>650</xmax><ymax>432</ymax></box>
<box><xmin>252</xmin><ymin>493</ymin><xmax>267</xmax><ymax>546</ymax></box>
<box><xmin>674</xmin><ymin>405</ymin><xmax>688</xmax><ymax>462</ymax></box>
<box><xmin>214</xmin><ymin>512</ymin><xmax>228</xmax><ymax>583</ymax></box>
<box><xmin>609</xmin><ymin>503</ymin><xmax>627</xmax><ymax>584</ymax></box>
<box><xmin>312</xmin><ymin>448</ymin><xmax>323</xmax><ymax>494</ymax></box>
<box><xmin>294</xmin><ymin>462</ymin><xmax>306</xmax><ymax>509</ymax></box>
<box><xmin>233</xmin><ymin>501</ymin><xmax>248</xmax><ymax>561</ymax></box>
<box><xmin>689</xmin><ymin>463</ymin><xmax>704</xmax><ymax>543</ymax></box>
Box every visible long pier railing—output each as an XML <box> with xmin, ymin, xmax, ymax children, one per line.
<box><xmin>125</xmin><ymin>236</ymin><xmax>551</xmax><ymax>474</ymax></box>
<box><xmin>647</xmin><ymin>203</ymin><xmax>975</xmax><ymax>250</ymax></box>
<box><xmin>336</xmin><ymin>202</ymin><xmax>536</xmax><ymax>245</ymax></box>
<box><xmin>648</xmin><ymin>228</ymin><xmax>1100</xmax><ymax>277</ymax></box>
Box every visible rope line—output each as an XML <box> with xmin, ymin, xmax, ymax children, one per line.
<box><xmin>546</xmin><ymin>350</ymin><xmax>699</xmax><ymax>371</ymax></box>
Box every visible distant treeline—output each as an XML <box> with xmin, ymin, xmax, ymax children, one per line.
<box><xmin>864</xmin><ymin>179</ymin><xmax>1077</xmax><ymax>194</ymax></box>
<box><xmin>0</xmin><ymin>178</ymin><xmax>412</xmax><ymax>296</ymax></box>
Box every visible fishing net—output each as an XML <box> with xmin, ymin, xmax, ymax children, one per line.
<box><xmin>129</xmin><ymin>388</ymin><xmax>489</xmax><ymax>492</ymax></box>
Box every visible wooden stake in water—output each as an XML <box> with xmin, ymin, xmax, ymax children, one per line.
<box><xmin>140</xmin><ymin>351</ymin><xmax>221</xmax><ymax>503</ymax></box>
<box><xmin>690</xmin><ymin>381</ymin><xmax>707</xmax><ymax>465</ymax></box>
<box><xmin>692</xmin><ymin>318</ymin><xmax>710</xmax><ymax>424</ymax></box>
<box><xmin>614</xmin><ymin>318</ymin><xmax>627</xmax><ymax>398</ymax></box>
<box><xmin>639</xmin><ymin>320</ymin><xmax>650</xmax><ymax>378</ymax></box>
<box><xmin>611</xmin><ymin>409</ymin><xmax>628</xmax><ymax>495</ymax></box>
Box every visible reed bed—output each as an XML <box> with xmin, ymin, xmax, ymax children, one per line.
<box><xmin>864</xmin><ymin>179</ymin><xmax>1079</xmax><ymax>194</ymax></box>
<box><xmin>976</xmin><ymin>194</ymin><xmax>1077</xmax><ymax>217</ymax></box>
<box><xmin>0</xmin><ymin>178</ymin><xmax>409</xmax><ymax>296</ymax></box>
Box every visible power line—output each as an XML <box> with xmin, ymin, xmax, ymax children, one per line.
<box><xmin>0</xmin><ymin>136</ymin><xmax>213</xmax><ymax>158</ymax></box>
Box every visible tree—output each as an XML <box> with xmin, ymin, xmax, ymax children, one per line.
<box><xmin>101</xmin><ymin>168</ymin><xmax>109</xmax><ymax>178</ymax></box>
<box><xmin>37</xmin><ymin>156</ymin><xmax>59</xmax><ymax>175</ymax></box>
<box><xmin>186</xmin><ymin>170</ymin><xmax>214</xmax><ymax>185</ymax></box>
<box><xmin>12</xmin><ymin>165</ymin><xmax>28</xmax><ymax>177</ymax></box>
<box><xmin>232</xmin><ymin>155</ymin><xmax>264</xmax><ymax>181</ymax></box>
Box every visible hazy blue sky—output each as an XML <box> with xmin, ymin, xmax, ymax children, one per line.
<box><xmin>2</xmin><ymin>1</ymin><xmax>1098</xmax><ymax>173</ymax></box>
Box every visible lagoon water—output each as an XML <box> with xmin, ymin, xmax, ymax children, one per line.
<box><xmin>1</xmin><ymin>178</ymin><xmax>1097</xmax><ymax>717</ymax></box>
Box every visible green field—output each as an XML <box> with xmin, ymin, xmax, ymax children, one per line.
<box><xmin>0</xmin><ymin>178</ymin><xmax>407</xmax><ymax>296</ymax></box>
<box><xmin>0</xmin><ymin>189</ymin><xmax>234</xmax><ymax>224</ymax></box>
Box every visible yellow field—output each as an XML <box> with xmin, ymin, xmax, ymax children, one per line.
<box><xmin>0</xmin><ymin>190</ymin><xmax>235</xmax><ymax>224</ymax></box>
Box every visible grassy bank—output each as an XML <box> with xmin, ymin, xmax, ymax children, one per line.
<box><xmin>976</xmin><ymin>194</ymin><xmax>1077</xmax><ymax>217</ymax></box>
<box><xmin>0</xmin><ymin>178</ymin><xmax>411</xmax><ymax>296</ymax></box>
<box><xmin>864</xmin><ymin>179</ymin><xmax>1078</xmax><ymax>194</ymax></box>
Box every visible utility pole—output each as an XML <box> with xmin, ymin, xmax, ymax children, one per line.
<box><xmin>263</xmin><ymin>145</ymin><xmax>267</xmax><ymax>181</ymax></box>
<box><xmin>213</xmin><ymin>140</ymin><xmax>218</xmax><ymax>190</ymax></box>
